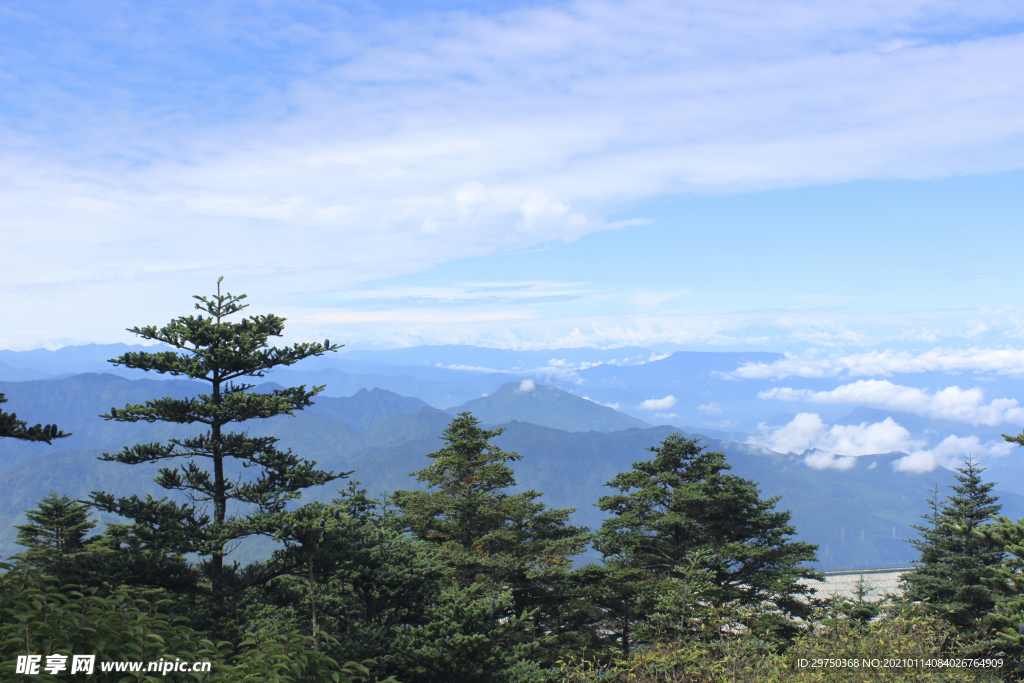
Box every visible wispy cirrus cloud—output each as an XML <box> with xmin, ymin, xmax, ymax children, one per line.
<box><xmin>4</xmin><ymin>1</ymin><xmax>1024</xmax><ymax>348</ymax></box>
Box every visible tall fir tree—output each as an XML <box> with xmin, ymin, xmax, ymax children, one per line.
<box><xmin>390</xmin><ymin>412</ymin><xmax>591</xmax><ymax>664</ymax></box>
<box><xmin>14</xmin><ymin>490</ymin><xmax>96</xmax><ymax>571</ymax></box>
<box><xmin>903</xmin><ymin>455</ymin><xmax>1002</xmax><ymax>636</ymax></box>
<box><xmin>593</xmin><ymin>433</ymin><xmax>819</xmax><ymax>655</ymax></box>
<box><xmin>244</xmin><ymin>485</ymin><xmax>537</xmax><ymax>683</ymax></box>
<box><xmin>89</xmin><ymin>278</ymin><xmax>346</xmax><ymax>605</ymax></box>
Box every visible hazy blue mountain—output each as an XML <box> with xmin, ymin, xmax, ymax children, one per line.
<box><xmin>4</xmin><ymin>348</ymin><xmax>1024</xmax><ymax>572</ymax></box>
<box><xmin>6</xmin><ymin>344</ymin><xmax>1024</xmax><ymax>438</ymax></box>
<box><xmin>0</xmin><ymin>360</ymin><xmax>53</xmax><ymax>382</ymax></box>
<box><xmin>578</xmin><ymin>350</ymin><xmax>785</xmax><ymax>385</ymax></box>
<box><xmin>4</xmin><ymin>372</ymin><xmax>1021</xmax><ymax>571</ymax></box>
<box><xmin>265</xmin><ymin>367</ymin><xmax>507</xmax><ymax>407</ymax></box>
<box><xmin>10</xmin><ymin>343</ymin><xmax>1019</xmax><ymax>451</ymax></box>
<box><xmin>0</xmin><ymin>343</ymin><xmax>521</xmax><ymax>407</ymax></box>
<box><xmin>0</xmin><ymin>376</ymin><xmax>436</xmax><ymax>474</ymax></box>
<box><xmin>834</xmin><ymin>406</ymin><xmax>1008</xmax><ymax>441</ymax></box>
<box><xmin>339</xmin><ymin>344</ymin><xmax>654</xmax><ymax>370</ymax></box>
<box><xmin>0</xmin><ymin>343</ymin><xmax>177</xmax><ymax>380</ymax></box>
<box><xmin>305</xmin><ymin>387</ymin><xmax>430</xmax><ymax>429</ymax></box>
<box><xmin>447</xmin><ymin>382</ymin><xmax>652</xmax><ymax>433</ymax></box>
<box><xmin>0</xmin><ymin>374</ymin><xmax>212</xmax><ymax>473</ymax></box>
<box><xmin>564</xmin><ymin>350</ymin><xmax>796</xmax><ymax>429</ymax></box>
<box><xmin>330</xmin><ymin>423</ymin><xmax>1024</xmax><ymax>571</ymax></box>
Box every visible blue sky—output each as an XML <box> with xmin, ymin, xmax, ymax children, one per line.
<box><xmin>3</xmin><ymin>0</ymin><xmax>1024</xmax><ymax>355</ymax></box>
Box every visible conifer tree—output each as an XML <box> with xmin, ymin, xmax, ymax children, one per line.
<box><xmin>975</xmin><ymin>517</ymin><xmax>1024</xmax><ymax>667</ymax></box>
<box><xmin>593</xmin><ymin>433</ymin><xmax>819</xmax><ymax>654</ymax></box>
<box><xmin>89</xmin><ymin>278</ymin><xmax>345</xmax><ymax>600</ymax></box>
<box><xmin>968</xmin><ymin>426</ymin><xmax>1024</xmax><ymax>663</ymax></box>
<box><xmin>390</xmin><ymin>412</ymin><xmax>590</xmax><ymax>661</ymax></box>
<box><xmin>0</xmin><ymin>393</ymin><xmax>70</xmax><ymax>442</ymax></box>
<box><xmin>246</xmin><ymin>484</ymin><xmax>540</xmax><ymax>683</ymax></box>
<box><xmin>903</xmin><ymin>455</ymin><xmax>1002</xmax><ymax>636</ymax></box>
<box><xmin>14</xmin><ymin>490</ymin><xmax>96</xmax><ymax>570</ymax></box>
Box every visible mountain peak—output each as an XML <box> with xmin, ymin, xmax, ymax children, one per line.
<box><xmin>448</xmin><ymin>381</ymin><xmax>651</xmax><ymax>433</ymax></box>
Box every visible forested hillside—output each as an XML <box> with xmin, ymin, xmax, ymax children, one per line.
<box><xmin>5</xmin><ymin>372</ymin><xmax>1022</xmax><ymax>571</ymax></box>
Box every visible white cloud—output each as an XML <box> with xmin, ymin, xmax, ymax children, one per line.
<box><xmin>894</xmin><ymin>435</ymin><xmax>1015</xmax><ymax>473</ymax></box>
<box><xmin>6</xmin><ymin>2</ymin><xmax>1024</xmax><ymax>347</ymax></box>
<box><xmin>640</xmin><ymin>395</ymin><xmax>677</xmax><ymax>411</ymax></box>
<box><xmin>654</xmin><ymin>412</ymin><xmax>679</xmax><ymax>419</ymax></box>
<box><xmin>582</xmin><ymin>396</ymin><xmax>620</xmax><ymax>410</ymax></box>
<box><xmin>748</xmin><ymin>412</ymin><xmax>1014</xmax><ymax>472</ymax></box>
<box><xmin>435</xmin><ymin>363</ymin><xmax>510</xmax><ymax>374</ymax></box>
<box><xmin>534</xmin><ymin>365</ymin><xmax>584</xmax><ymax>384</ymax></box>
<box><xmin>698</xmin><ymin>402</ymin><xmax>723</xmax><ymax>414</ymax></box>
<box><xmin>757</xmin><ymin>388</ymin><xmax>813</xmax><ymax>402</ymax></box>
<box><xmin>518</xmin><ymin>379</ymin><xmax>536</xmax><ymax>392</ymax></box>
<box><xmin>729</xmin><ymin>348</ymin><xmax>1024</xmax><ymax>380</ymax></box>
<box><xmin>759</xmin><ymin>379</ymin><xmax>1024</xmax><ymax>426</ymax></box>
<box><xmin>749</xmin><ymin>413</ymin><xmax>920</xmax><ymax>470</ymax></box>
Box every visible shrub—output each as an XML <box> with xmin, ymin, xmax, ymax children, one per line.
<box><xmin>555</xmin><ymin>600</ymin><xmax>1001</xmax><ymax>682</ymax></box>
<box><xmin>0</xmin><ymin>562</ymin><xmax>380</xmax><ymax>682</ymax></box>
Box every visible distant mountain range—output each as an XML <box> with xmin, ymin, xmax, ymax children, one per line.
<box><xmin>4</xmin><ymin>370</ymin><xmax>1022</xmax><ymax>571</ymax></box>
<box><xmin>450</xmin><ymin>381</ymin><xmax>651</xmax><ymax>433</ymax></box>
<box><xmin>5</xmin><ymin>343</ymin><xmax>1021</xmax><ymax>441</ymax></box>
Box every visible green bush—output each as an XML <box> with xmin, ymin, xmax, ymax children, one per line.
<box><xmin>0</xmin><ymin>562</ymin><xmax>379</xmax><ymax>683</ymax></box>
<box><xmin>555</xmin><ymin>601</ymin><xmax>1002</xmax><ymax>683</ymax></box>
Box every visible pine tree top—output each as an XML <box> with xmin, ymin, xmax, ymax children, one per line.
<box><xmin>15</xmin><ymin>489</ymin><xmax>96</xmax><ymax>560</ymax></box>
<box><xmin>411</xmin><ymin>412</ymin><xmax>521</xmax><ymax>496</ymax></box>
<box><xmin>108</xmin><ymin>278</ymin><xmax>342</xmax><ymax>384</ymax></box>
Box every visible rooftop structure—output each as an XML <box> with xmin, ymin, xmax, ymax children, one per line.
<box><xmin>800</xmin><ymin>567</ymin><xmax>913</xmax><ymax>603</ymax></box>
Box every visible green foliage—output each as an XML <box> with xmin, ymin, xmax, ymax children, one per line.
<box><xmin>633</xmin><ymin>551</ymin><xmax>723</xmax><ymax>644</ymax></box>
<box><xmin>385</xmin><ymin>582</ymin><xmax>536</xmax><ymax>683</ymax></box>
<box><xmin>842</xmin><ymin>575</ymin><xmax>884</xmax><ymax>623</ymax></box>
<box><xmin>904</xmin><ymin>455</ymin><xmax>1003</xmax><ymax>637</ymax></box>
<box><xmin>87</xmin><ymin>280</ymin><xmax>347</xmax><ymax>607</ymax></box>
<box><xmin>393</xmin><ymin>412</ymin><xmax>521</xmax><ymax>556</ymax></box>
<box><xmin>972</xmin><ymin>514</ymin><xmax>1024</xmax><ymax>672</ymax></box>
<box><xmin>392</xmin><ymin>412</ymin><xmax>589</xmax><ymax>577</ymax></box>
<box><xmin>13</xmin><ymin>490</ymin><xmax>96</xmax><ymax>570</ymax></box>
<box><xmin>555</xmin><ymin>601</ymin><xmax>996</xmax><ymax>682</ymax></box>
<box><xmin>592</xmin><ymin>433</ymin><xmax>819</xmax><ymax>654</ymax></box>
<box><xmin>390</xmin><ymin>412</ymin><xmax>591</xmax><ymax>665</ymax></box>
<box><xmin>20</xmin><ymin>331</ymin><xmax>1019</xmax><ymax>680</ymax></box>
<box><xmin>975</xmin><ymin>425</ymin><xmax>1024</xmax><ymax>671</ymax></box>
<box><xmin>0</xmin><ymin>561</ymin><xmax>372</xmax><ymax>683</ymax></box>
<box><xmin>0</xmin><ymin>392</ymin><xmax>71</xmax><ymax>443</ymax></box>
<box><xmin>240</xmin><ymin>483</ymin><xmax>540</xmax><ymax>682</ymax></box>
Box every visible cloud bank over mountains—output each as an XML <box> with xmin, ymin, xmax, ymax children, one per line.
<box><xmin>759</xmin><ymin>380</ymin><xmax>1024</xmax><ymax>426</ymax></box>
<box><xmin>727</xmin><ymin>348</ymin><xmax>1024</xmax><ymax>380</ymax></box>
<box><xmin>749</xmin><ymin>412</ymin><xmax>1015</xmax><ymax>472</ymax></box>
<box><xmin>734</xmin><ymin>347</ymin><xmax>1024</xmax><ymax>471</ymax></box>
